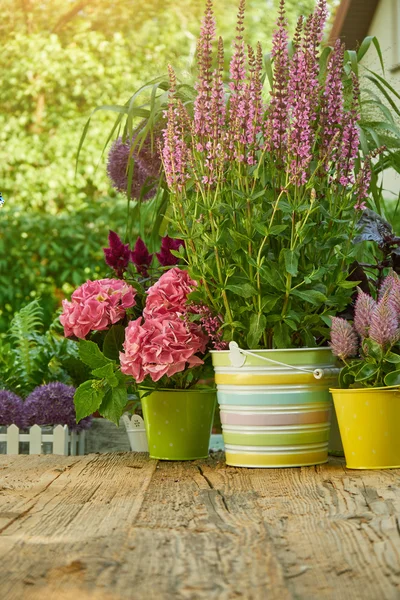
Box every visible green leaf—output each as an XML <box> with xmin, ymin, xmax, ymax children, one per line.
<box><xmin>385</xmin><ymin>352</ymin><xmax>400</xmax><ymax>364</ymax></box>
<box><xmin>363</xmin><ymin>338</ymin><xmax>383</xmax><ymax>361</ymax></box>
<box><xmin>291</xmin><ymin>289</ymin><xmax>327</xmax><ymax>306</ymax></box>
<box><xmin>103</xmin><ymin>324</ymin><xmax>126</xmax><ymax>362</ymax></box>
<box><xmin>273</xmin><ymin>322</ymin><xmax>291</xmax><ymax>348</ymax></box>
<box><xmin>269</xmin><ymin>225</ymin><xmax>288</xmax><ymax>236</ymax></box>
<box><xmin>247</xmin><ymin>313</ymin><xmax>267</xmax><ymax>348</ymax></box>
<box><xmin>355</xmin><ymin>363</ymin><xmax>379</xmax><ymax>382</ymax></box>
<box><xmin>338</xmin><ymin>364</ymin><xmax>356</xmax><ymax>388</ymax></box>
<box><xmin>281</xmin><ymin>248</ymin><xmax>299</xmax><ymax>277</ymax></box>
<box><xmin>98</xmin><ymin>385</ymin><xmax>128</xmax><ymax>425</ymax></box>
<box><xmin>338</xmin><ymin>280</ymin><xmax>361</xmax><ymax>289</ymax></box>
<box><xmin>79</xmin><ymin>340</ymin><xmax>113</xmax><ymax>370</ymax></box>
<box><xmin>74</xmin><ymin>380</ymin><xmax>105</xmax><ymax>422</ymax></box>
<box><xmin>92</xmin><ymin>363</ymin><xmax>115</xmax><ymax>379</ymax></box>
<box><xmin>226</xmin><ymin>283</ymin><xmax>257</xmax><ymax>298</ymax></box>
<box><xmin>384</xmin><ymin>370</ymin><xmax>400</xmax><ymax>386</ymax></box>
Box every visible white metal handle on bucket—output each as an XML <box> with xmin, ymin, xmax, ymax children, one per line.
<box><xmin>228</xmin><ymin>342</ymin><xmax>337</xmax><ymax>380</ymax></box>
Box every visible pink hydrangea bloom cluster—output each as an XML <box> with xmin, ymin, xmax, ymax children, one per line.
<box><xmin>60</xmin><ymin>279</ymin><xmax>136</xmax><ymax>339</ymax></box>
<box><xmin>120</xmin><ymin>268</ymin><xmax>209</xmax><ymax>383</ymax></box>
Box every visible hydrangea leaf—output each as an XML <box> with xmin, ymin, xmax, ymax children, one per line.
<box><xmin>74</xmin><ymin>380</ymin><xmax>105</xmax><ymax>422</ymax></box>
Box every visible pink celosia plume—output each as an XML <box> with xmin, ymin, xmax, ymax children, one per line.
<box><xmin>353</xmin><ymin>288</ymin><xmax>376</xmax><ymax>339</ymax></box>
<box><xmin>369</xmin><ymin>293</ymin><xmax>399</xmax><ymax>348</ymax></box>
<box><xmin>330</xmin><ymin>317</ymin><xmax>358</xmax><ymax>360</ymax></box>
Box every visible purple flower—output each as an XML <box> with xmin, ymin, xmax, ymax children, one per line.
<box><xmin>107</xmin><ymin>133</ymin><xmax>160</xmax><ymax>200</ymax></box>
<box><xmin>0</xmin><ymin>390</ymin><xmax>24</xmax><ymax>428</ymax></box>
<box><xmin>354</xmin><ymin>288</ymin><xmax>376</xmax><ymax>338</ymax></box>
<box><xmin>156</xmin><ymin>236</ymin><xmax>185</xmax><ymax>266</ymax></box>
<box><xmin>104</xmin><ymin>231</ymin><xmax>131</xmax><ymax>278</ymax></box>
<box><xmin>337</xmin><ymin>74</ymin><xmax>360</xmax><ymax>187</ymax></box>
<box><xmin>379</xmin><ymin>272</ymin><xmax>400</xmax><ymax>314</ymax></box>
<box><xmin>369</xmin><ymin>294</ymin><xmax>399</xmax><ymax>348</ymax></box>
<box><xmin>130</xmin><ymin>237</ymin><xmax>153</xmax><ymax>277</ymax></box>
<box><xmin>161</xmin><ymin>66</ymin><xmax>191</xmax><ymax>193</ymax></box>
<box><xmin>330</xmin><ymin>317</ymin><xmax>358</xmax><ymax>360</ymax></box>
<box><xmin>265</xmin><ymin>1</ymin><xmax>289</xmax><ymax>156</ymax></box>
<box><xmin>189</xmin><ymin>304</ymin><xmax>227</xmax><ymax>350</ymax></box>
<box><xmin>194</xmin><ymin>0</ymin><xmax>216</xmax><ymax>139</ymax></box>
<box><xmin>320</xmin><ymin>40</ymin><xmax>344</xmax><ymax>166</ymax></box>
<box><xmin>228</xmin><ymin>0</ymin><xmax>248</xmax><ymax>155</ymax></box>
<box><xmin>24</xmin><ymin>383</ymin><xmax>92</xmax><ymax>433</ymax></box>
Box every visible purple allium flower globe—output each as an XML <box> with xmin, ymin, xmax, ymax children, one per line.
<box><xmin>107</xmin><ymin>131</ymin><xmax>161</xmax><ymax>200</ymax></box>
<box><xmin>0</xmin><ymin>390</ymin><xmax>25</xmax><ymax>428</ymax></box>
<box><xmin>24</xmin><ymin>383</ymin><xmax>92</xmax><ymax>433</ymax></box>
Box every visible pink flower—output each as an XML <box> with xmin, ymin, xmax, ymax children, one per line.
<box><xmin>120</xmin><ymin>316</ymin><xmax>208</xmax><ymax>383</ymax></box>
<box><xmin>330</xmin><ymin>317</ymin><xmax>358</xmax><ymax>360</ymax></box>
<box><xmin>144</xmin><ymin>267</ymin><xmax>197</xmax><ymax>319</ymax></box>
<box><xmin>354</xmin><ymin>288</ymin><xmax>376</xmax><ymax>339</ymax></box>
<box><xmin>369</xmin><ymin>294</ymin><xmax>400</xmax><ymax>348</ymax></box>
<box><xmin>60</xmin><ymin>279</ymin><xmax>136</xmax><ymax>339</ymax></box>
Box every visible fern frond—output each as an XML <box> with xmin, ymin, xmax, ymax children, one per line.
<box><xmin>7</xmin><ymin>301</ymin><xmax>44</xmax><ymax>396</ymax></box>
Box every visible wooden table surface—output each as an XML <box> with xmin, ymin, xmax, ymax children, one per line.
<box><xmin>0</xmin><ymin>452</ymin><xmax>400</xmax><ymax>600</ymax></box>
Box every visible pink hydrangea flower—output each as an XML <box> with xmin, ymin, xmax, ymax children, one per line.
<box><xmin>60</xmin><ymin>278</ymin><xmax>136</xmax><ymax>339</ymax></box>
<box><xmin>144</xmin><ymin>267</ymin><xmax>197</xmax><ymax>319</ymax></box>
<box><xmin>120</xmin><ymin>316</ymin><xmax>208</xmax><ymax>383</ymax></box>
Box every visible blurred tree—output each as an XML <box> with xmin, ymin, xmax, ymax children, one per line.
<box><xmin>0</xmin><ymin>0</ymin><xmax>320</xmax><ymax>213</ymax></box>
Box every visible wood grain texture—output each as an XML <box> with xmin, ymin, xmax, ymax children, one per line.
<box><xmin>0</xmin><ymin>453</ymin><xmax>399</xmax><ymax>599</ymax></box>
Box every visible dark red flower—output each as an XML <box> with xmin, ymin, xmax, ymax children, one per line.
<box><xmin>104</xmin><ymin>231</ymin><xmax>131</xmax><ymax>278</ymax></box>
<box><xmin>131</xmin><ymin>237</ymin><xmax>153</xmax><ymax>276</ymax></box>
<box><xmin>156</xmin><ymin>236</ymin><xmax>185</xmax><ymax>266</ymax></box>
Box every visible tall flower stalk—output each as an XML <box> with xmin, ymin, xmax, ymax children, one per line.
<box><xmin>159</xmin><ymin>0</ymin><xmax>373</xmax><ymax>349</ymax></box>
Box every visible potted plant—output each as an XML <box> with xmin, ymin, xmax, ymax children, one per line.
<box><xmin>60</xmin><ymin>233</ymin><xmax>219</xmax><ymax>460</ymax></box>
<box><xmin>329</xmin><ymin>273</ymin><xmax>400</xmax><ymax>469</ymax></box>
<box><xmin>156</xmin><ymin>0</ymin><xmax>379</xmax><ymax>467</ymax></box>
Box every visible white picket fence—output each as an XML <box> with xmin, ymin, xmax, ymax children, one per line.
<box><xmin>0</xmin><ymin>424</ymin><xmax>85</xmax><ymax>455</ymax></box>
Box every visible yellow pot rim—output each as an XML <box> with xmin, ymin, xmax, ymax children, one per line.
<box><xmin>330</xmin><ymin>386</ymin><xmax>400</xmax><ymax>394</ymax></box>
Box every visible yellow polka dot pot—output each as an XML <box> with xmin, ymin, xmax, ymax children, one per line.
<box><xmin>141</xmin><ymin>389</ymin><xmax>216</xmax><ymax>460</ymax></box>
<box><xmin>330</xmin><ymin>387</ymin><xmax>400</xmax><ymax>469</ymax></box>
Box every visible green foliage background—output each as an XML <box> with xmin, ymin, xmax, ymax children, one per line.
<box><xmin>0</xmin><ymin>0</ymin><xmax>337</xmax><ymax>330</ymax></box>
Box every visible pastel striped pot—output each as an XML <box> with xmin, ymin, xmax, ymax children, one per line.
<box><xmin>211</xmin><ymin>346</ymin><xmax>339</xmax><ymax>468</ymax></box>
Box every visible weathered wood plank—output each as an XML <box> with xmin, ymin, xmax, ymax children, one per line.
<box><xmin>248</xmin><ymin>459</ymin><xmax>400</xmax><ymax>599</ymax></box>
<box><xmin>0</xmin><ymin>454</ymin><xmax>400</xmax><ymax>600</ymax></box>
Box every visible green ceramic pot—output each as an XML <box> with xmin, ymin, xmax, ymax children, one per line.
<box><xmin>141</xmin><ymin>389</ymin><xmax>216</xmax><ymax>460</ymax></box>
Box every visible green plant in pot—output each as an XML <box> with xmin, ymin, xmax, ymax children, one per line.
<box><xmin>156</xmin><ymin>0</ymin><xmax>381</xmax><ymax>467</ymax></box>
<box><xmin>329</xmin><ymin>272</ymin><xmax>400</xmax><ymax>469</ymax></box>
<box><xmin>60</xmin><ymin>233</ymin><xmax>219</xmax><ymax>460</ymax></box>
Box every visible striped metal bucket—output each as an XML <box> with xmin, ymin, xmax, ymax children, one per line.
<box><xmin>211</xmin><ymin>344</ymin><xmax>339</xmax><ymax>468</ymax></box>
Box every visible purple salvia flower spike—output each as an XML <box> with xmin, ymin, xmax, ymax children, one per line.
<box><xmin>337</xmin><ymin>73</ymin><xmax>360</xmax><ymax>187</ymax></box>
<box><xmin>161</xmin><ymin>66</ymin><xmax>191</xmax><ymax>193</ymax></box>
<box><xmin>354</xmin><ymin>287</ymin><xmax>376</xmax><ymax>339</ymax></box>
<box><xmin>330</xmin><ymin>317</ymin><xmax>358</xmax><ymax>360</ymax></box>
<box><xmin>194</xmin><ymin>0</ymin><xmax>216</xmax><ymax>139</ymax></box>
<box><xmin>320</xmin><ymin>40</ymin><xmax>344</xmax><ymax>167</ymax></box>
<box><xmin>228</xmin><ymin>0</ymin><xmax>247</xmax><ymax>157</ymax></box>
<box><xmin>265</xmin><ymin>0</ymin><xmax>290</xmax><ymax>157</ymax></box>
